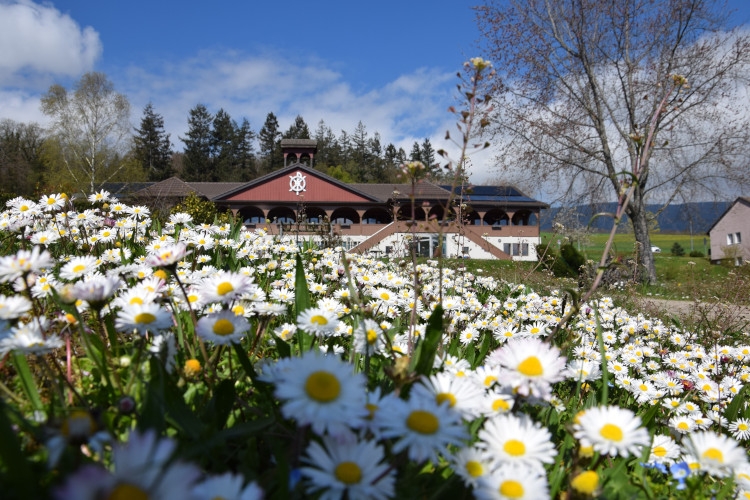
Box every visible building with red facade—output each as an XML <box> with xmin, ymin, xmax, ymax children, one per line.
<box><xmin>132</xmin><ymin>140</ymin><xmax>548</xmax><ymax>260</ymax></box>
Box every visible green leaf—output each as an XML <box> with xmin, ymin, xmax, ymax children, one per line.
<box><xmin>725</xmin><ymin>384</ymin><xmax>750</xmax><ymax>421</ymax></box>
<box><xmin>204</xmin><ymin>379</ymin><xmax>235</xmax><ymax>429</ymax></box>
<box><xmin>294</xmin><ymin>253</ymin><xmax>311</xmax><ymax>314</ymax></box>
<box><xmin>414</xmin><ymin>305</ymin><xmax>444</xmax><ymax>377</ymax></box>
<box><xmin>0</xmin><ymin>400</ymin><xmax>36</xmax><ymax>498</ymax></box>
<box><xmin>11</xmin><ymin>353</ymin><xmax>43</xmax><ymax>412</ymax></box>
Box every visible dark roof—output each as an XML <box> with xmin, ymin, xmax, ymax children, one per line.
<box><xmin>132</xmin><ymin>177</ymin><xmax>196</xmax><ymax>198</ymax></box>
<box><xmin>351</xmin><ymin>182</ymin><xmax>452</xmax><ymax>202</ymax></box>
<box><xmin>706</xmin><ymin>196</ymin><xmax>750</xmax><ymax>234</ymax></box>
<box><xmin>189</xmin><ymin>182</ymin><xmax>245</xmax><ymax>199</ymax></box>
<box><xmin>441</xmin><ymin>185</ymin><xmax>549</xmax><ymax>208</ymax></box>
<box><xmin>101</xmin><ymin>182</ymin><xmax>155</xmax><ymax>198</ymax></box>
<box><xmin>280</xmin><ymin>139</ymin><xmax>317</xmax><ymax>149</ymax></box>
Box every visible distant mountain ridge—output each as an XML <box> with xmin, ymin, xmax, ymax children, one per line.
<box><xmin>539</xmin><ymin>202</ymin><xmax>731</xmax><ymax>233</ymax></box>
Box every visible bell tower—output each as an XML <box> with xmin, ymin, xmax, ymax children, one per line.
<box><xmin>281</xmin><ymin>139</ymin><xmax>317</xmax><ymax>167</ymax></box>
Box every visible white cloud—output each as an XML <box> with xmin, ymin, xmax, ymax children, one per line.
<box><xmin>0</xmin><ymin>0</ymin><xmax>101</xmax><ymax>87</ymax></box>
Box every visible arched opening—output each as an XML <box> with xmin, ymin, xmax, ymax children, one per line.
<box><xmin>484</xmin><ymin>209</ymin><xmax>510</xmax><ymax>226</ymax></box>
<box><xmin>362</xmin><ymin>208</ymin><xmax>393</xmax><ymax>224</ymax></box>
<box><xmin>331</xmin><ymin>207</ymin><xmax>360</xmax><ymax>224</ymax></box>
<box><xmin>512</xmin><ymin>210</ymin><xmax>533</xmax><ymax>226</ymax></box>
<box><xmin>268</xmin><ymin>206</ymin><xmax>296</xmax><ymax>224</ymax></box>
<box><xmin>463</xmin><ymin>209</ymin><xmax>484</xmax><ymax>225</ymax></box>
<box><xmin>239</xmin><ymin>206</ymin><xmax>265</xmax><ymax>224</ymax></box>
<box><xmin>397</xmin><ymin>206</ymin><xmax>426</xmax><ymax>221</ymax></box>
<box><xmin>302</xmin><ymin>206</ymin><xmax>327</xmax><ymax>223</ymax></box>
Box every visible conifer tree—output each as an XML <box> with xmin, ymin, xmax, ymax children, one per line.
<box><xmin>180</xmin><ymin>104</ymin><xmax>213</xmax><ymax>181</ymax></box>
<box><xmin>134</xmin><ymin>103</ymin><xmax>173</xmax><ymax>181</ymax></box>
<box><xmin>258</xmin><ymin>112</ymin><xmax>281</xmax><ymax>173</ymax></box>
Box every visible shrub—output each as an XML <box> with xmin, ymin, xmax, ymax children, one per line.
<box><xmin>688</xmin><ymin>250</ymin><xmax>705</xmax><ymax>258</ymax></box>
<box><xmin>171</xmin><ymin>192</ymin><xmax>234</xmax><ymax>225</ymax></box>
<box><xmin>671</xmin><ymin>242</ymin><xmax>685</xmax><ymax>256</ymax></box>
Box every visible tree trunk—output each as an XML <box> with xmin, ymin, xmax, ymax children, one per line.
<box><xmin>626</xmin><ymin>193</ymin><xmax>657</xmax><ymax>284</ymax></box>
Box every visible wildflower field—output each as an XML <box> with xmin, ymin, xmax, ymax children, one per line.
<box><xmin>1</xmin><ymin>191</ymin><xmax>749</xmax><ymax>500</ymax></box>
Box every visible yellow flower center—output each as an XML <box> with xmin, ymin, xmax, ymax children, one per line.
<box><xmin>702</xmin><ymin>447</ymin><xmax>724</xmax><ymax>463</ymax></box>
<box><xmin>134</xmin><ymin>313</ymin><xmax>156</xmax><ymax>325</ymax></box>
<box><xmin>498</xmin><ymin>480</ymin><xmax>524</xmax><ymax>498</ymax></box>
<box><xmin>217</xmin><ymin>282</ymin><xmax>234</xmax><ymax>296</ymax></box>
<box><xmin>380</xmin><ymin>292</ymin><xmax>390</xmax><ymax>300</ymax></box>
<box><xmin>517</xmin><ymin>356</ymin><xmax>543</xmax><ymax>376</ymax></box>
<box><xmin>305</xmin><ymin>371</ymin><xmax>341</xmax><ymax>403</ymax></box>
<box><xmin>571</xmin><ymin>471</ymin><xmax>599</xmax><ymax>495</ymax></box>
<box><xmin>310</xmin><ymin>315</ymin><xmax>328</xmax><ymax>326</ymax></box>
<box><xmin>334</xmin><ymin>461</ymin><xmax>362</xmax><ymax>484</ymax></box>
<box><xmin>72</xmin><ymin>264</ymin><xmax>86</xmax><ymax>274</ymax></box>
<box><xmin>365</xmin><ymin>403</ymin><xmax>378</xmax><ymax>420</ymax></box>
<box><xmin>484</xmin><ymin>375</ymin><xmax>497</xmax><ymax>387</ymax></box>
<box><xmin>435</xmin><ymin>392</ymin><xmax>457</xmax><ymax>408</ymax></box>
<box><xmin>406</xmin><ymin>410</ymin><xmax>439</xmax><ymax>434</ymax></box>
<box><xmin>653</xmin><ymin>446</ymin><xmax>667</xmax><ymax>457</ymax></box>
<box><xmin>212</xmin><ymin>318</ymin><xmax>235</xmax><ymax>336</ymax></box>
<box><xmin>366</xmin><ymin>329</ymin><xmax>378</xmax><ymax>344</ymax></box>
<box><xmin>129</xmin><ymin>297</ymin><xmax>144</xmax><ymax>305</ymax></box>
<box><xmin>492</xmin><ymin>398</ymin><xmax>510</xmax><ymax>412</ymax></box>
<box><xmin>678</xmin><ymin>422</ymin><xmax>689</xmax><ymax>430</ymax></box>
<box><xmin>600</xmin><ymin>423</ymin><xmax>623</xmax><ymax>442</ymax></box>
<box><xmin>108</xmin><ymin>483</ymin><xmax>149</xmax><ymax>500</ymax></box>
<box><xmin>465</xmin><ymin>460</ymin><xmax>484</xmax><ymax>477</ymax></box>
<box><xmin>503</xmin><ymin>439</ymin><xmax>526</xmax><ymax>456</ymax></box>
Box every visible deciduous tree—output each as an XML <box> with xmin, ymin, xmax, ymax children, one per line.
<box><xmin>476</xmin><ymin>0</ymin><xmax>750</xmax><ymax>283</ymax></box>
<box><xmin>40</xmin><ymin>72</ymin><xmax>131</xmax><ymax>193</ymax></box>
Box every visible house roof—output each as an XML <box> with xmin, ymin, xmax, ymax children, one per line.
<box><xmin>441</xmin><ymin>185</ymin><xmax>550</xmax><ymax>208</ymax></box>
<box><xmin>350</xmin><ymin>182</ymin><xmax>452</xmax><ymax>202</ymax></box>
<box><xmin>706</xmin><ymin>196</ymin><xmax>750</xmax><ymax>234</ymax></box>
<box><xmin>213</xmin><ymin>163</ymin><xmax>382</xmax><ymax>202</ymax></box>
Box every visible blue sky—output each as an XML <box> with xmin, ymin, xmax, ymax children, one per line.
<box><xmin>1</xmin><ymin>0</ymin><xmax>749</xmax><ymax>186</ymax></box>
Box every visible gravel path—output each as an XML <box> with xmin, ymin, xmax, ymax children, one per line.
<box><xmin>637</xmin><ymin>298</ymin><xmax>750</xmax><ymax>328</ymax></box>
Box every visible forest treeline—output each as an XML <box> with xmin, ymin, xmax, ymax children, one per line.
<box><xmin>0</xmin><ymin>72</ymin><xmax>447</xmax><ymax>200</ymax></box>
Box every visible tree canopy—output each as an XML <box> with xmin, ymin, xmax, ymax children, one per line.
<box><xmin>476</xmin><ymin>0</ymin><xmax>750</xmax><ymax>282</ymax></box>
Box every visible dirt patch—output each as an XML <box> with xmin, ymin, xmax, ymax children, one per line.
<box><xmin>636</xmin><ymin>298</ymin><xmax>750</xmax><ymax>332</ymax></box>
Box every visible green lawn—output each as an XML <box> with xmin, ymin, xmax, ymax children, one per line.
<box><xmin>445</xmin><ymin>232</ymin><xmax>749</xmax><ymax>305</ymax></box>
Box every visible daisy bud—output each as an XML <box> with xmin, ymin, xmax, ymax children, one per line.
<box><xmin>118</xmin><ymin>396</ymin><xmax>136</xmax><ymax>415</ymax></box>
<box><xmin>571</xmin><ymin>471</ymin><xmax>599</xmax><ymax>496</ymax></box>
<box><xmin>184</xmin><ymin>359</ymin><xmax>202</xmax><ymax>377</ymax></box>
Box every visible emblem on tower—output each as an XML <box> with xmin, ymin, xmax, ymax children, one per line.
<box><xmin>289</xmin><ymin>172</ymin><xmax>306</xmax><ymax>195</ymax></box>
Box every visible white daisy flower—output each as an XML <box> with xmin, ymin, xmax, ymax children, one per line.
<box><xmin>272</xmin><ymin>351</ymin><xmax>368</xmax><ymax>438</ymax></box>
<box><xmin>474</xmin><ymin>463</ymin><xmax>549</xmax><ymax>500</ymax></box>
<box><xmin>296</xmin><ymin>307</ymin><xmax>340</xmax><ymax>336</ymax></box>
<box><xmin>115</xmin><ymin>303</ymin><xmax>174</xmax><ymax>336</ymax></box>
<box><xmin>377</xmin><ymin>392</ymin><xmax>468</xmax><ymax>464</ymax></box>
<box><xmin>573</xmin><ymin>405</ymin><xmax>650</xmax><ymax>458</ymax></box>
<box><xmin>190</xmin><ymin>472</ymin><xmax>262</xmax><ymax>500</ymax></box>
<box><xmin>683</xmin><ymin>430</ymin><xmax>749</xmax><ymax>478</ymax></box>
<box><xmin>195</xmin><ymin>310</ymin><xmax>250</xmax><ymax>345</ymax></box>
<box><xmin>477</xmin><ymin>413</ymin><xmax>556</xmax><ymax>472</ymax></box>
<box><xmin>487</xmin><ymin>337</ymin><xmax>566</xmax><ymax>399</ymax></box>
<box><xmin>647</xmin><ymin>434</ymin><xmax>681</xmax><ymax>465</ymax></box>
<box><xmin>55</xmin><ymin>429</ymin><xmax>200</xmax><ymax>500</ymax></box>
<box><xmin>300</xmin><ymin>431</ymin><xmax>395</xmax><ymax>500</ymax></box>
<box><xmin>451</xmin><ymin>446</ymin><xmax>492</xmax><ymax>488</ymax></box>
<box><xmin>410</xmin><ymin>371</ymin><xmax>485</xmax><ymax>420</ymax></box>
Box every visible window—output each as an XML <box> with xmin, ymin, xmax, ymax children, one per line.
<box><xmin>521</xmin><ymin>243</ymin><xmax>529</xmax><ymax>256</ymax></box>
<box><xmin>736</xmin><ymin>232</ymin><xmax>742</xmax><ymax>244</ymax></box>
<box><xmin>503</xmin><ymin>243</ymin><xmax>511</xmax><ymax>255</ymax></box>
<box><xmin>728</xmin><ymin>233</ymin><xmax>735</xmax><ymax>245</ymax></box>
